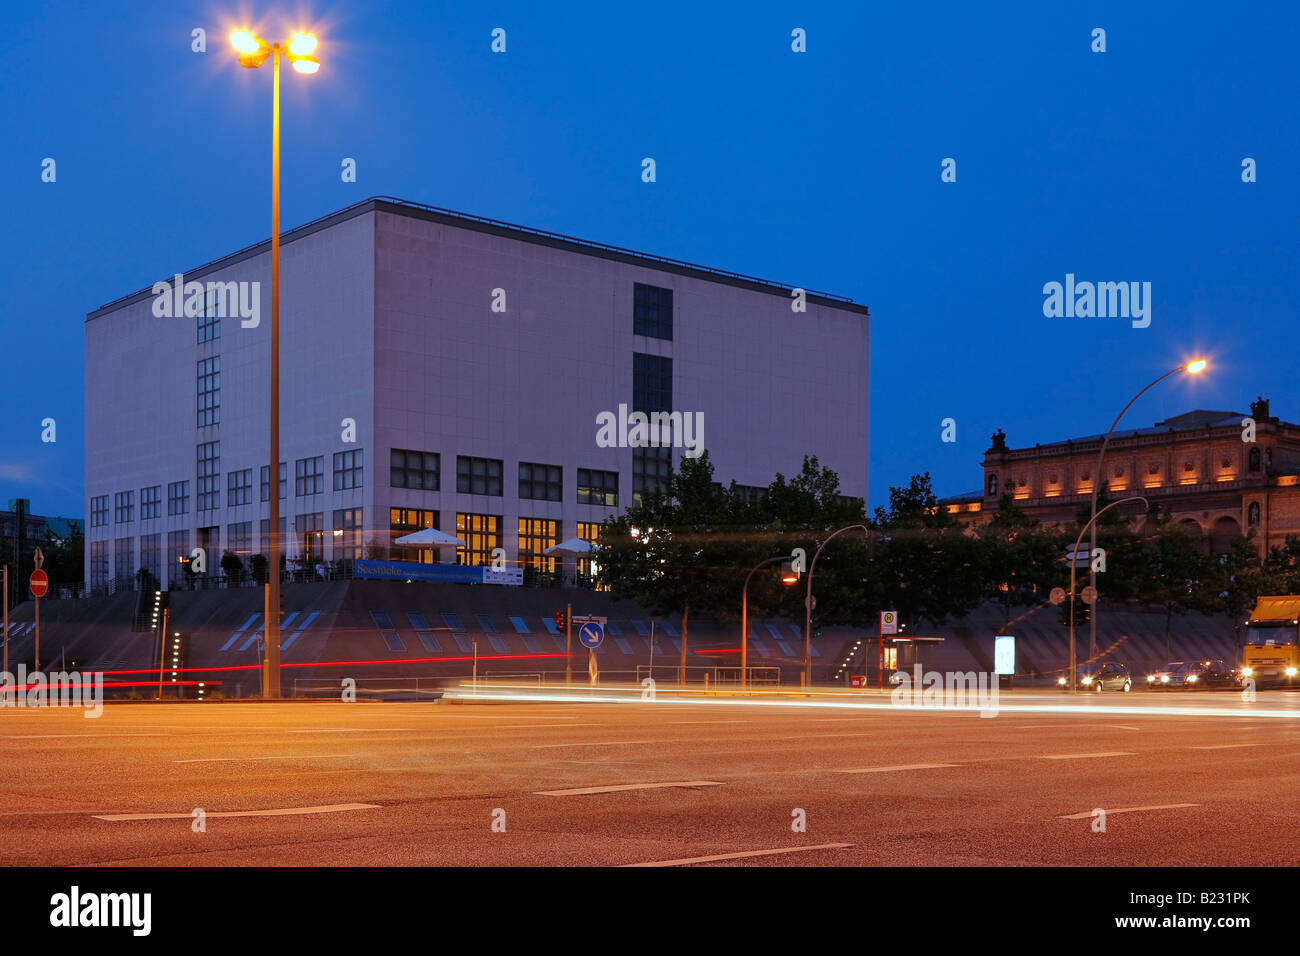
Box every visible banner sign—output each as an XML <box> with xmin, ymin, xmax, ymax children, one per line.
<box><xmin>354</xmin><ymin>560</ymin><xmax>521</xmax><ymax>586</ymax></box>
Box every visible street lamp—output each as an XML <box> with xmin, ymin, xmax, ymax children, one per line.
<box><xmin>741</xmin><ymin>557</ymin><xmax>799</xmax><ymax>693</ymax></box>
<box><xmin>802</xmin><ymin>525</ymin><xmax>871</xmax><ymax>690</ymax></box>
<box><xmin>1068</xmin><ymin>495</ymin><xmax>1149</xmax><ymax>690</ymax></box>
<box><xmin>229</xmin><ymin>29</ymin><xmax>320</xmax><ymax>699</ymax></box>
<box><xmin>1085</xmin><ymin>358</ymin><xmax>1208</xmax><ymax>665</ymax></box>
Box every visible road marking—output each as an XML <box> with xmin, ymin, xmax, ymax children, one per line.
<box><xmin>778</xmin><ymin>732</ymin><xmax>877</xmax><ymax>740</ymax></box>
<box><xmin>1059</xmin><ymin>803</ymin><xmax>1199</xmax><ymax>819</ymax></box>
<box><xmin>833</xmin><ymin>763</ymin><xmax>957</xmax><ymax>774</ymax></box>
<box><xmin>623</xmin><ymin>843</ymin><xmax>853</xmax><ymax>867</ymax></box>
<box><xmin>93</xmin><ymin>803</ymin><xmax>381</xmax><ymax>821</ymax></box>
<box><xmin>667</xmin><ymin>720</ymin><xmax>751</xmax><ymax>725</ymax></box>
<box><xmin>530</xmin><ymin>739</ymin><xmax>676</xmax><ymax>750</ymax></box>
<box><xmin>173</xmin><ymin>754</ymin><xmax>356</xmax><ymax>764</ymax></box>
<box><xmin>1189</xmin><ymin>743</ymin><xmax>1264</xmax><ymax>750</ymax></box>
<box><xmin>534</xmin><ymin>781</ymin><xmax>723</xmax><ymax>796</ymax></box>
<box><xmin>1040</xmin><ymin>751</ymin><xmax>1137</xmax><ymax>760</ymax></box>
<box><xmin>0</xmin><ymin>733</ymin><xmax>170</xmax><ymax>739</ymax></box>
<box><xmin>412</xmin><ymin>714</ymin><xmax>582</xmax><ymax>720</ymax></box>
<box><xmin>287</xmin><ymin>728</ymin><xmax>418</xmax><ymax>733</ymax></box>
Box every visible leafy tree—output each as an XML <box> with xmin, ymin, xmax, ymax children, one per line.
<box><xmin>978</xmin><ymin>486</ymin><xmax>1068</xmax><ymax>626</ymax></box>
<box><xmin>221</xmin><ymin>550</ymin><xmax>244</xmax><ymax>585</ymax></box>
<box><xmin>1135</xmin><ymin>520</ymin><xmax>1218</xmax><ymax>659</ymax></box>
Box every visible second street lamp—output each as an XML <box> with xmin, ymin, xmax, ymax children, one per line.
<box><xmin>802</xmin><ymin>525</ymin><xmax>870</xmax><ymax>690</ymax></box>
<box><xmin>229</xmin><ymin>29</ymin><xmax>321</xmax><ymax>699</ymax></box>
<box><xmin>740</xmin><ymin>557</ymin><xmax>799</xmax><ymax>693</ymax></box>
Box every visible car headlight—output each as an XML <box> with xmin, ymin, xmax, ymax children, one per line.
<box><xmin>1081</xmin><ymin>677</ymin><xmax>1092</xmax><ymax>685</ymax></box>
<box><xmin>1161</xmin><ymin>675</ymin><xmax>1170</xmax><ymax>683</ymax></box>
<box><xmin>1241</xmin><ymin>667</ymin><xmax>1253</xmax><ymax>677</ymax></box>
<box><xmin>1287</xmin><ymin>667</ymin><xmax>1297</xmax><ymax>677</ymax></box>
<box><xmin>1057</xmin><ymin>677</ymin><xmax>1067</xmax><ymax>686</ymax></box>
<box><xmin>1146</xmin><ymin>675</ymin><xmax>1155</xmax><ymax>682</ymax></box>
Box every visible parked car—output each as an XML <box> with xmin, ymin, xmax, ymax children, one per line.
<box><xmin>1146</xmin><ymin>659</ymin><xmax>1241</xmax><ymax>689</ymax></box>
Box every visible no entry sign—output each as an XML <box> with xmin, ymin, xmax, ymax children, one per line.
<box><xmin>29</xmin><ymin>569</ymin><xmax>48</xmax><ymax>598</ymax></box>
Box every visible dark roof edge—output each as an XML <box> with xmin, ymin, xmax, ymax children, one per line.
<box><xmin>87</xmin><ymin>196</ymin><xmax>870</xmax><ymax>320</ymax></box>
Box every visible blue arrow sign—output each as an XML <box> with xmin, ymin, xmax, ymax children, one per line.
<box><xmin>578</xmin><ymin>621</ymin><xmax>604</xmax><ymax>649</ymax></box>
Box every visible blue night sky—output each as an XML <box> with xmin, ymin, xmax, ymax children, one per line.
<box><xmin>2</xmin><ymin>1</ymin><xmax>1296</xmax><ymax>519</ymax></box>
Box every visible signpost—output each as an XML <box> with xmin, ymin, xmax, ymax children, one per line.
<box><xmin>575</xmin><ymin>617</ymin><xmax>605</xmax><ymax>687</ymax></box>
<box><xmin>30</xmin><ymin>549</ymin><xmax>45</xmax><ymax>671</ymax></box>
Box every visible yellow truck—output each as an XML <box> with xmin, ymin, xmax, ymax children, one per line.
<box><xmin>1241</xmin><ymin>596</ymin><xmax>1300</xmax><ymax>686</ymax></box>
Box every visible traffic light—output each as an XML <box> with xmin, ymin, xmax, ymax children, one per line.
<box><xmin>554</xmin><ymin>609</ymin><xmax>567</xmax><ymax>631</ymax></box>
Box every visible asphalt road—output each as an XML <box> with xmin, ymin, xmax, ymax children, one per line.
<box><xmin>2</xmin><ymin>687</ymin><xmax>1299</xmax><ymax>866</ymax></box>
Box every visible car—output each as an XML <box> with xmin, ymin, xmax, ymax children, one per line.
<box><xmin>1056</xmin><ymin>661</ymin><xmax>1132</xmax><ymax>692</ymax></box>
<box><xmin>1145</xmin><ymin>659</ymin><xmax>1242</xmax><ymax>689</ymax></box>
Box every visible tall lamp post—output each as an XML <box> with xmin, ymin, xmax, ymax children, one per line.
<box><xmin>803</xmin><ymin>525</ymin><xmax>870</xmax><ymax>690</ymax></box>
<box><xmin>1086</xmin><ymin>359</ymin><xmax>1207</xmax><ymax>664</ymax></box>
<box><xmin>741</xmin><ymin>557</ymin><xmax>799</xmax><ymax>692</ymax></box>
<box><xmin>229</xmin><ymin>30</ymin><xmax>320</xmax><ymax>699</ymax></box>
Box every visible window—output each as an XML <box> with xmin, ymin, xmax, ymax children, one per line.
<box><xmin>390</xmin><ymin>508</ymin><xmax>439</xmax><ymax>563</ymax></box>
<box><xmin>197</xmin><ymin>356</ymin><xmax>220</xmax><ymax>427</ymax></box>
<box><xmin>227</xmin><ymin>522</ymin><xmax>253</xmax><ymax>560</ymax></box>
<box><xmin>296</xmin><ymin>513</ymin><xmax>325</xmax><ymax>562</ymax></box>
<box><xmin>89</xmin><ymin>540</ymin><xmax>108</xmax><ymax>587</ymax></box>
<box><xmin>734</xmin><ymin>484</ymin><xmax>768</xmax><ymax>505</ymax></box>
<box><xmin>197</xmin><ymin>441</ymin><xmax>221</xmax><ymax>512</ymax></box>
<box><xmin>633</xmin><ymin>352</ymin><xmax>672</xmax><ymax>414</ymax></box>
<box><xmin>227</xmin><ymin>469</ymin><xmax>252</xmax><ymax>507</ymax></box>
<box><xmin>140</xmin><ymin>485</ymin><xmax>161</xmax><ymax>520</ymax></box>
<box><xmin>519</xmin><ymin>518</ymin><xmax>559</xmax><ymax>572</ymax></box>
<box><xmin>519</xmin><ymin>462</ymin><xmax>561</xmax><ymax>502</ymax></box>
<box><xmin>456</xmin><ymin>456</ymin><xmax>503</xmax><ymax>496</ymax></box>
<box><xmin>390</xmin><ymin>449</ymin><xmax>439</xmax><ymax>490</ymax></box>
<box><xmin>577</xmin><ymin>521</ymin><xmax>603</xmax><ymax>578</ymax></box>
<box><xmin>295</xmin><ymin>456</ymin><xmax>324</xmax><ymax>497</ymax></box>
<box><xmin>114</xmin><ymin>491</ymin><xmax>135</xmax><ymax>524</ymax></box>
<box><xmin>167</xmin><ymin>530</ymin><xmax>190</xmax><ymax>588</ymax></box>
<box><xmin>633</xmin><ymin>282</ymin><xmax>673</xmax><ymax>339</ymax></box>
<box><xmin>198</xmin><ymin>287</ymin><xmax>221</xmax><ymax>343</ymax></box>
<box><xmin>90</xmin><ymin>495</ymin><xmax>109</xmax><ymax>528</ymax></box>
<box><xmin>333</xmin><ymin>508</ymin><xmax>363</xmax><ymax>560</ymax></box>
<box><xmin>168</xmin><ymin>481</ymin><xmax>190</xmax><ymax>516</ymax></box>
<box><xmin>140</xmin><ymin>533</ymin><xmax>161</xmax><ymax>584</ymax></box>
<box><xmin>633</xmin><ymin>445</ymin><xmax>672</xmax><ymax>502</ymax></box>
<box><xmin>260</xmin><ymin>462</ymin><xmax>287</xmax><ymax>501</ymax></box>
<box><xmin>114</xmin><ymin>537</ymin><xmax>133</xmax><ymax>584</ymax></box>
<box><xmin>333</xmin><ymin>449</ymin><xmax>364</xmax><ymax>490</ymax></box>
<box><xmin>577</xmin><ymin>468</ymin><xmax>618</xmax><ymax>507</ymax></box>
<box><xmin>259</xmin><ymin>517</ymin><xmax>287</xmax><ymax>558</ymax></box>
<box><xmin>456</xmin><ymin>513</ymin><xmax>501</xmax><ymax>566</ymax></box>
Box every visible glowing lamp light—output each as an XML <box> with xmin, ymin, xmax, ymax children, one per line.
<box><xmin>1185</xmin><ymin>359</ymin><xmax>1208</xmax><ymax>374</ymax></box>
<box><xmin>292</xmin><ymin>56</ymin><xmax>320</xmax><ymax>74</ymax></box>
<box><xmin>230</xmin><ymin>31</ymin><xmax>263</xmax><ymax>54</ymax></box>
<box><xmin>288</xmin><ymin>33</ymin><xmax>318</xmax><ymax>56</ymax></box>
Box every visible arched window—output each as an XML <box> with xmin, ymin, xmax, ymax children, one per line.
<box><xmin>1248</xmin><ymin>502</ymin><xmax>1261</xmax><ymax>526</ymax></box>
<box><xmin>987</xmin><ymin>474</ymin><xmax>998</xmax><ymax>497</ymax></box>
<box><xmin>1249</xmin><ymin>448</ymin><xmax>1261</xmax><ymax>473</ymax></box>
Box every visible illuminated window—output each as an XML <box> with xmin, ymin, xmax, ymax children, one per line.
<box><xmin>578</xmin><ymin>468</ymin><xmax>619</xmax><ymax>507</ymax></box>
<box><xmin>577</xmin><ymin>521</ymin><xmax>603</xmax><ymax>578</ymax></box>
<box><xmin>296</xmin><ymin>512</ymin><xmax>325</xmax><ymax>562</ymax></box>
<box><xmin>518</xmin><ymin>518</ymin><xmax>559</xmax><ymax>572</ymax></box>
<box><xmin>390</xmin><ymin>508</ymin><xmax>439</xmax><ymax>563</ymax></box>
<box><xmin>456</xmin><ymin>513</ymin><xmax>501</xmax><ymax>567</ymax></box>
<box><xmin>333</xmin><ymin>508</ymin><xmax>363</xmax><ymax>560</ymax></box>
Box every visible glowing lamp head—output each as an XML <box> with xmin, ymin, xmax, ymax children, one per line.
<box><xmin>780</xmin><ymin>560</ymin><xmax>799</xmax><ymax>585</ymax></box>
<box><xmin>1185</xmin><ymin>359</ymin><xmax>1208</xmax><ymax>374</ymax></box>
<box><xmin>291</xmin><ymin>56</ymin><xmax>320</xmax><ymax>74</ymax></box>
<box><xmin>288</xmin><ymin>33</ymin><xmax>318</xmax><ymax>56</ymax></box>
<box><xmin>230</xmin><ymin>31</ymin><xmax>262</xmax><ymax>54</ymax></box>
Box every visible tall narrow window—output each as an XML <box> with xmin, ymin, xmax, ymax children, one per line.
<box><xmin>197</xmin><ymin>356</ymin><xmax>220</xmax><ymax>427</ymax></box>
<box><xmin>197</xmin><ymin>442</ymin><xmax>221</xmax><ymax>511</ymax></box>
<box><xmin>633</xmin><ymin>282</ymin><xmax>673</xmax><ymax>339</ymax></box>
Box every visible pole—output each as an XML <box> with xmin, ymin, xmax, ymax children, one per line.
<box><xmin>803</xmin><ymin>525</ymin><xmax>870</xmax><ymax>691</ymax></box>
<box><xmin>878</xmin><ymin>627</ymin><xmax>883</xmax><ymax>690</ymax></box>
<box><xmin>473</xmin><ymin>639</ymin><xmax>478</xmax><ymax>694</ymax></box>
<box><xmin>33</xmin><ymin>594</ymin><xmax>39</xmax><ymax>673</ymax></box>
<box><xmin>264</xmin><ymin>45</ymin><xmax>283</xmax><ymax>699</ymax></box>
<box><xmin>3</xmin><ymin>565</ymin><xmax>7</xmax><ymax>681</ymax></box>
<box><xmin>565</xmin><ymin>602</ymin><xmax>572</xmax><ymax>685</ymax></box>
<box><xmin>1069</xmin><ymin>496</ymin><xmax>1148</xmax><ymax>691</ymax></box>
<box><xmin>648</xmin><ymin>619</ymin><xmax>655</xmax><ymax>684</ymax></box>
<box><xmin>157</xmin><ymin>607</ymin><xmax>168</xmax><ymax>700</ymax></box>
<box><xmin>740</xmin><ymin>584</ymin><xmax>748</xmax><ymax>693</ymax></box>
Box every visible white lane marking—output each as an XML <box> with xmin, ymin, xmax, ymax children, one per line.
<box><xmin>535</xmin><ymin>780</ymin><xmax>723</xmax><ymax>796</ymax></box>
<box><xmin>1010</xmin><ymin>723</ymin><xmax>1142</xmax><ymax>731</ymax></box>
<box><xmin>1189</xmin><ymin>743</ymin><xmax>1264</xmax><ymax>750</ymax></box>
<box><xmin>1059</xmin><ymin>803</ymin><xmax>1199</xmax><ymax>820</ymax></box>
<box><xmin>667</xmin><ymin>720</ymin><xmax>751</xmax><ymax>725</ymax></box>
<box><xmin>93</xmin><ymin>803</ymin><xmax>381</xmax><ymax>821</ymax></box>
<box><xmin>173</xmin><ymin>754</ymin><xmax>356</xmax><ymax>764</ymax></box>
<box><xmin>530</xmin><ymin>739</ymin><xmax>677</xmax><ymax>750</ymax></box>
<box><xmin>778</xmin><ymin>733</ymin><xmax>877</xmax><ymax>740</ymax></box>
<box><xmin>0</xmin><ymin>734</ymin><xmax>170</xmax><ymax>739</ymax></box>
<box><xmin>412</xmin><ymin>714</ymin><xmax>582</xmax><ymax>720</ymax></box>
<box><xmin>623</xmin><ymin>842</ymin><xmax>853</xmax><ymax>867</ymax></box>
<box><xmin>833</xmin><ymin>763</ymin><xmax>957</xmax><ymax>774</ymax></box>
<box><xmin>1040</xmin><ymin>751</ymin><xmax>1137</xmax><ymax>760</ymax></box>
<box><xmin>287</xmin><ymin>728</ymin><xmax>418</xmax><ymax>733</ymax></box>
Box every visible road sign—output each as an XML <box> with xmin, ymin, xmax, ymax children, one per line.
<box><xmin>880</xmin><ymin>610</ymin><xmax>898</xmax><ymax>635</ymax></box>
<box><xmin>29</xmin><ymin>569</ymin><xmax>48</xmax><ymax>599</ymax></box>
<box><xmin>1049</xmin><ymin>587</ymin><xmax>1066</xmax><ymax>605</ymax></box>
<box><xmin>994</xmin><ymin>634</ymin><xmax>1015</xmax><ymax>675</ymax></box>
<box><xmin>578</xmin><ymin>621</ymin><xmax>604</xmax><ymax>649</ymax></box>
<box><xmin>1065</xmin><ymin>546</ymin><xmax>1091</xmax><ymax>569</ymax></box>
<box><xmin>1081</xmin><ymin>586</ymin><xmax>1098</xmax><ymax>605</ymax></box>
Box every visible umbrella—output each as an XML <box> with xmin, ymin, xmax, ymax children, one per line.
<box><xmin>543</xmin><ymin>538</ymin><xmax>593</xmax><ymax>557</ymax></box>
<box><xmin>393</xmin><ymin>528</ymin><xmax>465</xmax><ymax>547</ymax></box>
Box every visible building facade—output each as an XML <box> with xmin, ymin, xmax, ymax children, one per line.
<box><xmin>942</xmin><ymin>398</ymin><xmax>1300</xmax><ymax>555</ymax></box>
<box><xmin>85</xmin><ymin>197</ymin><xmax>869</xmax><ymax>588</ymax></box>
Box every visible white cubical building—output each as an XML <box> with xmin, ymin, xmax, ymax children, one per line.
<box><xmin>84</xmin><ymin>197</ymin><xmax>869</xmax><ymax>588</ymax></box>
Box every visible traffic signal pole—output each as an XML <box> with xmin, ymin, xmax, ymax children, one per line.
<box><xmin>564</xmin><ymin>602</ymin><xmax>572</xmax><ymax>685</ymax></box>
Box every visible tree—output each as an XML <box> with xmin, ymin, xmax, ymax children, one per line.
<box><xmin>978</xmin><ymin>486</ymin><xmax>1068</xmax><ymax>627</ymax></box>
<box><xmin>1135</xmin><ymin>521</ymin><xmax>1218</xmax><ymax>659</ymax></box>
<box><xmin>221</xmin><ymin>550</ymin><xmax>244</xmax><ymax>586</ymax></box>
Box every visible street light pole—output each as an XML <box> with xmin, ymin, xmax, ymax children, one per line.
<box><xmin>741</xmin><ymin>556</ymin><xmax>797</xmax><ymax>693</ymax></box>
<box><xmin>803</xmin><ymin>525</ymin><xmax>870</xmax><ymax>690</ymax></box>
<box><xmin>230</xmin><ymin>30</ymin><xmax>320</xmax><ymax>699</ymax></box>
<box><xmin>1086</xmin><ymin>360</ymin><xmax>1207</xmax><ymax>665</ymax></box>
<box><xmin>1070</xmin><ymin>495</ymin><xmax>1149</xmax><ymax>690</ymax></box>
